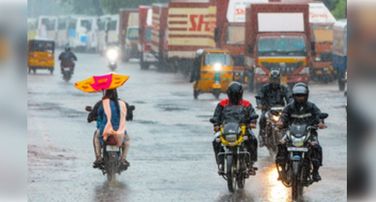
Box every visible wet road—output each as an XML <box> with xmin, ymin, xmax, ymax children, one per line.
<box><xmin>28</xmin><ymin>53</ymin><xmax>346</xmax><ymax>202</ymax></box>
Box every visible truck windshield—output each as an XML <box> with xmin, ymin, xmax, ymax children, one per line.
<box><xmin>127</xmin><ymin>27</ymin><xmax>139</xmax><ymax>40</ymax></box>
<box><xmin>205</xmin><ymin>53</ymin><xmax>232</xmax><ymax>66</ymax></box>
<box><xmin>107</xmin><ymin>20</ymin><xmax>117</xmax><ymax>31</ymax></box>
<box><xmin>80</xmin><ymin>20</ymin><xmax>92</xmax><ymax>31</ymax></box>
<box><xmin>257</xmin><ymin>36</ymin><xmax>306</xmax><ymax>56</ymax></box>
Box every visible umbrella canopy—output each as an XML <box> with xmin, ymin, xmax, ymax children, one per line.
<box><xmin>74</xmin><ymin>72</ymin><xmax>129</xmax><ymax>93</ymax></box>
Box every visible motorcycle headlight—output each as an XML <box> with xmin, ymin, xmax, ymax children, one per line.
<box><xmin>106</xmin><ymin>48</ymin><xmax>119</xmax><ymax>61</ymax></box>
<box><xmin>214</xmin><ymin>63</ymin><xmax>222</xmax><ymax>72</ymax></box>
<box><xmin>290</xmin><ymin>135</ymin><xmax>305</xmax><ymax>147</ymax></box>
<box><xmin>271</xmin><ymin>115</ymin><xmax>280</xmax><ymax>122</ymax></box>
<box><xmin>225</xmin><ymin>134</ymin><xmax>237</xmax><ymax>142</ymax></box>
<box><xmin>315</xmin><ymin>57</ymin><xmax>321</xmax><ymax>61</ymax></box>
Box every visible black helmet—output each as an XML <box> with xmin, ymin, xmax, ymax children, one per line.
<box><xmin>270</xmin><ymin>70</ymin><xmax>281</xmax><ymax>88</ymax></box>
<box><xmin>227</xmin><ymin>82</ymin><xmax>243</xmax><ymax>105</ymax></box>
<box><xmin>270</xmin><ymin>70</ymin><xmax>280</xmax><ymax>81</ymax></box>
<box><xmin>292</xmin><ymin>83</ymin><xmax>309</xmax><ymax>105</ymax></box>
<box><xmin>65</xmin><ymin>44</ymin><xmax>71</xmax><ymax>52</ymax></box>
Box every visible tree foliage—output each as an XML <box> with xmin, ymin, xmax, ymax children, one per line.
<box><xmin>60</xmin><ymin>0</ymin><xmax>169</xmax><ymax>15</ymax></box>
<box><xmin>331</xmin><ymin>0</ymin><xmax>347</xmax><ymax>19</ymax></box>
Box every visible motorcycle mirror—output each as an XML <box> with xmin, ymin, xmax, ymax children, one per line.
<box><xmin>250</xmin><ymin>114</ymin><xmax>259</xmax><ymax>120</ymax></box>
<box><xmin>319</xmin><ymin>113</ymin><xmax>328</xmax><ymax>119</ymax></box>
<box><xmin>85</xmin><ymin>106</ymin><xmax>93</xmax><ymax>112</ymax></box>
<box><xmin>209</xmin><ymin>118</ymin><xmax>216</xmax><ymax>124</ymax></box>
<box><xmin>128</xmin><ymin>105</ymin><xmax>135</xmax><ymax>111</ymax></box>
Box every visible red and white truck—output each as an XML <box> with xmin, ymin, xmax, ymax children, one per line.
<box><xmin>151</xmin><ymin>3</ymin><xmax>168</xmax><ymax>70</ymax></box>
<box><xmin>151</xmin><ymin>0</ymin><xmax>217</xmax><ymax>73</ymax></box>
<box><xmin>138</xmin><ymin>5</ymin><xmax>157</xmax><ymax>70</ymax></box>
<box><xmin>244</xmin><ymin>2</ymin><xmax>312</xmax><ymax>90</ymax></box>
<box><xmin>119</xmin><ymin>9</ymin><xmax>139</xmax><ymax>62</ymax></box>
<box><xmin>215</xmin><ymin>0</ymin><xmax>268</xmax><ymax>83</ymax></box>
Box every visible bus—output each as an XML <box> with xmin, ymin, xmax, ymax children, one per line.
<box><xmin>56</xmin><ymin>16</ymin><xmax>70</xmax><ymax>48</ymax></box>
<box><xmin>37</xmin><ymin>16</ymin><xmax>57</xmax><ymax>41</ymax></box>
<box><xmin>67</xmin><ymin>16</ymin><xmax>98</xmax><ymax>52</ymax></box>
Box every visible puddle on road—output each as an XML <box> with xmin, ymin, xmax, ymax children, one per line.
<box><xmin>133</xmin><ymin>100</ymin><xmax>146</xmax><ymax>104</ymax></box>
<box><xmin>156</xmin><ymin>103</ymin><xmax>188</xmax><ymax>112</ymax></box>
<box><xmin>134</xmin><ymin>119</ymin><xmax>158</xmax><ymax>125</ymax></box>
<box><xmin>170</xmin><ymin>92</ymin><xmax>189</xmax><ymax>97</ymax></box>
<box><xmin>28</xmin><ymin>102</ymin><xmax>86</xmax><ymax>118</ymax></box>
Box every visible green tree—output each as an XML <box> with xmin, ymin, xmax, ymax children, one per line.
<box><xmin>332</xmin><ymin>0</ymin><xmax>346</xmax><ymax>19</ymax></box>
<box><xmin>60</xmin><ymin>0</ymin><xmax>103</xmax><ymax>15</ymax></box>
<box><xmin>100</xmin><ymin>0</ymin><xmax>169</xmax><ymax>14</ymax></box>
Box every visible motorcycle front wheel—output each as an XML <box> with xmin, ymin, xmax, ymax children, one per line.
<box><xmin>291</xmin><ymin>161</ymin><xmax>303</xmax><ymax>201</ymax></box>
<box><xmin>226</xmin><ymin>155</ymin><xmax>236</xmax><ymax>192</ymax></box>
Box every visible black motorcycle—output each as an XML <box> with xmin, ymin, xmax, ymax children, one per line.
<box><xmin>85</xmin><ymin>103</ymin><xmax>135</xmax><ymax>182</ymax></box>
<box><xmin>276</xmin><ymin>113</ymin><xmax>328</xmax><ymax>201</ymax></box>
<box><xmin>61</xmin><ymin>65</ymin><xmax>73</xmax><ymax>82</ymax></box>
<box><xmin>264</xmin><ymin>106</ymin><xmax>285</xmax><ymax>157</ymax></box>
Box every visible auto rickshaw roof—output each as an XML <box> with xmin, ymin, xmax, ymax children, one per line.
<box><xmin>29</xmin><ymin>38</ymin><xmax>55</xmax><ymax>43</ymax></box>
<box><xmin>203</xmin><ymin>49</ymin><xmax>230</xmax><ymax>54</ymax></box>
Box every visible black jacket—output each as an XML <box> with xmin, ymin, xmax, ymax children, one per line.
<box><xmin>280</xmin><ymin>101</ymin><xmax>322</xmax><ymax>127</ymax></box>
<box><xmin>257</xmin><ymin>83</ymin><xmax>292</xmax><ymax>109</ymax></box>
<box><xmin>58</xmin><ymin>51</ymin><xmax>77</xmax><ymax>66</ymax></box>
<box><xmin>212</xmin><ymin>99</ymin><xmax>257</xmax><ymax>125</ymax></box>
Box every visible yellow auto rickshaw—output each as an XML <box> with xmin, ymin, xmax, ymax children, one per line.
<box><xmin>28</xmin><ymin>39</ymin><xmax>55</xmax><ymax>74</ymax></box>
<box><xmin>193</xmin><ymin>49</ymin><xmax>234</xmax><ymax>99</ymax></box>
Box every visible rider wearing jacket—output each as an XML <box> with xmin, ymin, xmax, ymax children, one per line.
<box><xmin>276</xmin><ymin>83</ymin><xmax>327</xmax><ymax>182</ymax></box>
<box><xmin>256</xmin><ymin>70</ymin><xmax>292</xmax><ymax>146</ymax></box>
<box><xmin>58</xmin><ymin>46</ymin><xmax>77</xmax><ymax>73</ymax></box>
<box><xmin>211</xmin><ymin>82</ymin><xmax>258</xmax><ymax>175</ymax></box>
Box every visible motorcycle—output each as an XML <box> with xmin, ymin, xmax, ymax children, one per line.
<box><xmin>264</xmin><ymin>106</ymin><xmax>285</xmax><ymax>157</ymax></box>
<box><xmin>276</xmin><ymin>113</ymin><xmax>328</xmax><ymax>201</ymax></box>
<box><xmin>61</xmin><ymin>65</ymin><xmax>73</xmax><ymax>82</ymax></box>
<box><xmin>106</xmin><ymin>46</ymin><xmax>120</xmax><ymax>71</ymax></box>
<box><xmin>85</xmin><ymin>104</ymin><xmax>135</xmax><ymax>182</ymax></box>
<box><xmin>210</xmin><ymin>114</ymin><xmax>259</xmax><ymax>192</ymax></box>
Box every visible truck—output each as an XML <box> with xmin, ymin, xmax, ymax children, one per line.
<box><xmin>138</xmin><ymin>5</ymin><xmax>157</xmax><ymax>70</ymax></box>
<box><xmin>151</xmin><ymin>0</ymin><xmax>217</xmax><ymax>74</ymax></box>
<box><xmin>308</xmin><ymin>2</ymin><xmax>336</xmax><ymax>83</ymax></box>
<box><xmin>150</xmin><ymin>3</ymin><xmax>168</xmax><ymax>70</ymax></box>
<box><xmin>119</xmin><ymin>9</ymin><xmax>139</xmax><ymax>62</ymax></box>
<box><xmin>215</xmin><ymin>0</ymin><xmax>268</xmax><ymax>84</ymax></box>
<box><xmin>244</xmin><ymin>2</ymin><xmax>311</xmax><ymax>90</ymax></box>
<box><xmin>332</xmin><ymin>19</ymin><xmax>347</xmax><ymax>91</ymax></box>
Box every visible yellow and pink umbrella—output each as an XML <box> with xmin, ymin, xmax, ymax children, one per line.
<box><xmin>74</xmin><ymin>72</ymin><xmax>129</xmax><ymax>93</ymax></box>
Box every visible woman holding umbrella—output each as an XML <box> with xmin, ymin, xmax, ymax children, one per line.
<box><xmin>75</xmin><ymin>73</ymin><xmax>131</xmax><ymax>170</ymax></box>
<box><xmin>95</xmin><ymin>88</ymin><xmax>130</xmax><ymax>168</ymax></box>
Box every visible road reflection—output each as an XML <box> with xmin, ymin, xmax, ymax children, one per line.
<box><xmin>265</xmin><ymin>164</ymin><xmax>289</xmax><ymax>202</ymax></box>
<box><xmin>94</xmin><ymin>179</ymin><xmax>129</xmax><ymax>202</ymax></box>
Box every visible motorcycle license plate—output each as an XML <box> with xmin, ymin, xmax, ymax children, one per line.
<box><xmin>106</xmin><ymin>145</ymin><xmax>119</xmax><ymax>152</ymax></box>
<box><xmin>287</xmin><ymin>147</ymin><xmax>308</xmax><ymax>152</ymax></box>
<box><xmin>63</xmin><ymin>67</ymin><xmax>70</xmax><ymax>71</ymax></box>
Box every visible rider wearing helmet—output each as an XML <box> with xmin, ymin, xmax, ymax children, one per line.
<box><xmin>58</xmin><ymin>45</ymin><xmax>77</xmax><ymax>73</ymax></box>
<box><xmin>276</xmin><ymin>83</ymin><xmax>327</xmax><ymax>182</ymax></box>
<box><xmin>211</xmin><ymin>82</ymin><xmax>258</xmax><ymax>175</ymax></box>
<box><xmin>256</xmin><ymin>70</ymin><xmax>292</xmax><ymax>146</ymax></box>
<box><xmin>190</xmin><ymin>49</ymin><xmax>204</xmax><ymax>83</ymax></box>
